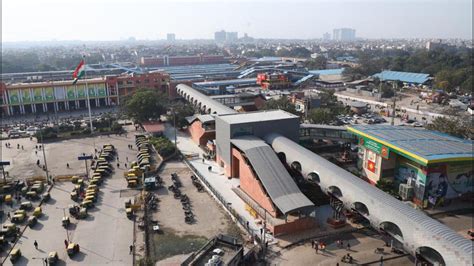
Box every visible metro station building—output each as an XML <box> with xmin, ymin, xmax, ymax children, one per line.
<box><xmin>348</xmin><ymin>125</ymin><xmax>473</xmax><ymax>207</ymax></box>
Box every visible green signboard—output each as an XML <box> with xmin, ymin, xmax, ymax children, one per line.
<box><xmin>33</xmin><ymin>88</ymin><xmax>43</xmax><ymax>102</ymax></box>
<box><xmin>67</xmin><ymin>87</ymin><xmax>76</xmax><ymax>99</ymax></box>
<box><xmin>97</xmin><ymin>84</ymin><xmax>107</xmax><ymax>97</ymax></box>
<box><xmin>359</xmin><ymin>137</ymin><xmax>390</xmax><ymax>159</ymax></box>
<box><xmin>9</xmin><ymin>90</ymin><xmax>20</xmax><ymax>104</ymax></box>
<box><xmin>44</xmin><ymin>87</ymin><xmax>55</xmax><ymax>101</ymax></box>
<box><xmin>77</xmin><ymin>85</ymin><xmax>86</xmax><ymax>98</ymax></box>
<box><xmin>88</xmin><ymin>87</ymin><xmax>96</xmax><ymax>97</ymax></box>
<box><xmin>21</xmin><ymin>89</ymin><xmax>32</xmax><ymax>103</ymax></box>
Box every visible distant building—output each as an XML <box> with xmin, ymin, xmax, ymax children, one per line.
<box><xmin>139</xmin><ymin>54</ymin><xmax>226</xmax><ymax>67</ymax></box>
<box><xmin>226</xmin><ymin>32</ymin><xmax>238</xmax><ymax>42</ymax></box>
<box><xmin>333</xmin><ymin>28</ymin><xmax>356</xmax><ymax>41</ymax></box>
<box><xmin>214</xmin><ymin>30</ymin><xmax>227</xmax><ymax>42</ymax></box>
<box><xmin>166</xmin><ymin>33</ymin><xmax>176</xmax><ymax>42</ymax></box>
<box><xmin>323</xmin><ymin>32</ymin><xmax>331</xmax><ymax>41</ymax></box>
<box><xmin>372</xmin><ymin>70</ymin><xmax>431</xmax><ymax>85</ymax></box>
<box><xmin>426</xmin><ymin>40</ymin><xmax>447</xmax><ymax>51</ymax></box>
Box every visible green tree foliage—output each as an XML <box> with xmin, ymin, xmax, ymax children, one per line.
<box><xmin>426</xmin><ymin>116</ymin><xmax>471</xmax><ymax>139</ymax></box>
<box><xmin>319</xmin><ymin>89</ymin><xmax>338</xmax><ymax>106</ymax></box>
<box><xmin>380</xmin><ymin>84</ymin><xmax>395</xmax><ymax>98</ymax></box>
<box><xmin>276</xmin><ymin>47</ymin><xmax>312</xmax><ymax>58</ymax></box>
<box><xmin>376</xmin><ymin>178</ymin><xmax>398</xmax><ymax>196</ymax></box>
<box><xmin>122</xmin><ymin>89</ymin><xmax>167</xmax><ymax>122</ymax></box>
<box><xmin>308</xmin><ymin>108</ymin><xmax>335</xmax><ymax>124</ymax></box>
<box><xmin>171</xmin><ymin>103</ymin><xmax>195</xmax><ymax>129</ymax></box>
<box><xmin>149</xmin><ymin>137</ymin><xmax>176</xmax><ymax>158</ymax></box>
<box><xmin>304</xmin><ymin>56</ymin><xmax>327</xmax><ymax>70</ymax></box>
<box><xmin>262</xmin><ymin>97</ymin><xmax>297</xmax><ymax>114</ymax></box>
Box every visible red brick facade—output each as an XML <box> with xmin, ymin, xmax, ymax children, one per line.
<box><xmin>187</xmin><ymin>120</ymin><xmax>215</xmax><ymax>147</ymax></box>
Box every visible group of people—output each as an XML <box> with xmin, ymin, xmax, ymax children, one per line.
<box><xmin>311</xmin><ymin>240</ymin><xmax>327</xmax><ymax>253</ymax></box>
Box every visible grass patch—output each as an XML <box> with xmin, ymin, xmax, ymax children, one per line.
<box><xmin>151</xmin><ymin>227</ymin><xmax>209</xmax><ymax>263</ymax></box>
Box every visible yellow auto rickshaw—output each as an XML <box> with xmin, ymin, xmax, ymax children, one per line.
<box><xmin>78</xmin><ymin>208</ymin><xmax>88</xmax><ymax>219</ymax></box>
<box><xmin>10</xmin><ymin>248</ymin><xmax>22</xmax><ymax>263</ymax></box>
<box><xmin>26</xmin><ymin>191</ymin><xmax>38</xmax><ymax>200</ymax></box>
<box><xmin>47</xmin><ymin>251</ymin><xmax>59</xmax><ymax>265</ymax></box>
<box><xmin>20</xmin><ymin>201</ymin><xmax>33</xmax><ymax>210</ymax></box>
<box><xmin>67</xmin><ymin>243</ymin><xmax>80</xmax><ymax>257</ymax></box>
<box><xmin>71</xmin><ymin>176</ymin><xmax>80</xmax><ymax>184</ymax></box>
<box><xmin>127</xmin><ymin>179</ymin><xmax>138</xmax><ymax>188</ymax></box>
<box><xmin>87</xmin><ymin>184</ymin><xmax>98</xmax><ymax>192</ymax></box>
<box><xmin>14</xmin><ymin>210</ymin><xmax>26</xmax><ymax>216</ymax></box>
<box><xmin>70</xmin><ymin>191</ymin><xmax>79</xmax><ymax>201</ymax></box>
<box><xmin>84</xmin><ymin>195</ymin><xmax>96</xmax><ymax>202</ymax></box>
<box><xmin>12</xmin><ymin>213</ymin><xmax>25</xmax><ymax>223</ymax></box>
<box><xmin>81</xmin><ymin>200</ymin><xmax>94</xmax><ymax>209</ymax></box>
<box><xmin>5</xmin><ymin>194</ymin><xmax>12</xmax><ymax>204</ymax></box>
<box><xmin>126</xmin><ymin>208</ymin><xmax>133</xmax><ymax>218</ymax></box>
<box><xmin>33</xmin><ymin>207</ymin><xmax>42</xmax><ymax>217</ymax></box>
<box><xmin>62</xmin><ymin>216</ymin><xmax>71</xmax><ymax>227</ymax></box>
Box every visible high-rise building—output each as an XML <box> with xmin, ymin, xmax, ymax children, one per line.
<box><xmin>226</xmin><ymin>32</ymin><xmax>238</xmax><ymax>42</ymax></box>
<box><xmin>332</xmin><ymin>28</ymin><xmax>356</xmax><ymax>41</ymax></box>
<box><xmin>167</xmin><ymin>33</ymin><xmax>176</xmax><ymax>42</ymax></box>
<box><xmin>214</xmin><ymin>30</ymin><xmax>227</xmax><ymax>42</ymax></box>
<box><xmin>323</xmin><ymin>32</ymin><xmax>331</xmax><ymax>41</ymax></box>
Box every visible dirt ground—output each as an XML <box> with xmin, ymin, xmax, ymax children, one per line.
<box><xmin>148</xmin><ymin>159</ymin><xmax>243</xmax><ymax>263</ymax></box>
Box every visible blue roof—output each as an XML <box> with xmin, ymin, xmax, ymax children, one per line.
<box><xmin>193</xmin><ymin>78</ymin><xmax>257</xmax><ymax>88</ymax></box>
<box><xmin>349</xmin><ymin>125</ymin><xmax>473</xmax><ymax>164</ymax></box>
<box><xmin>308</xmin><ymin>68</ymin><xmax>345</xmax><ymax>76</ymax></box>
<box><xmin>372</xmin><ymin>70</ymin><xmax>430</xmax><ymax>84</ymax></box>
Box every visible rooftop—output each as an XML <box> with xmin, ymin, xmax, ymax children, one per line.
<box><xmin>348</xmin><ymin>125</ymin><xmax>473</xmax><ymax>165</ymax></box>
<box><xmin>372</xmin><ymin>70</ymin><xmax>430</xmax><ymax>84</ymax></box>
<box><xmin>141</xmin><ymin>122</ymin><xmax>165</xmax><ymax>133</ymax></box>
<box><xmin>308</xmin><ymin>68</ymin><xmax>345</xmax><ymax>76</ymax></box>
<box><xmin>218</xmin><ymin>110</ymin><xmax>298</xmax><ymax>125</ymax></box>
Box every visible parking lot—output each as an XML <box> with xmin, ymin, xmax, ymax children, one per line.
<box><xmin>1</xmin><ymin>126</ymin><xmax>138</xmax><ymax>265</ymax></box>
<box><xmin>146</xmin><ymin>159</ymin><xmax>243</xmax><ymax>264</ymax></box>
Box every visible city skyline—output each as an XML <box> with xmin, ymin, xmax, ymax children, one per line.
<box><xmin>2</xmin><ymin>0</ymin><xmax>472</xmax><ymax>42</ymax></box>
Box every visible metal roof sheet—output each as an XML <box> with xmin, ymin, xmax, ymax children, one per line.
<box><xmin>218</xmin><ymin>110</ymin><xmax>298</xmax><ymax>125</ymax></box>
<box><xmin>349</xmin><ymin>125</ymin><xmax>473</xmax><ymax>162</ymax></box>
<box><xmin>231</xmin><ymin>136</ymin><xmax>314</xmax><ymax>214</ymax></box>
<box><xmin>372</xmin><ymin>70</ymin><xmax>430</xmax><ymax>84</ymax></box>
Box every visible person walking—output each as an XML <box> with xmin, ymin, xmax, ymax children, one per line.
<box><xmin>315</xmin><ymin>244</ymin><xmax>319</xmax><ymax>254</ymax></box>
<box><xmin>311</xmin><ymin>240</ymin><xmax>315</xmax><ymax>248</ymax></box>
<box><xmin>346</xmin><ymin>242</ymin><xmax>351</xmax><ymax>251</ymax></box>
<box><xmin>129</xmin><ymin>245</ymin><xmax>133</xmax><ymax>254</ymax></box>
<box><xmin>64</xmin><ymin>239</ymin><xmax>68</xmax><ymax>248</ymax></box>
<box><xmin>66</xmin><ymin>163</ymin><xmax>70</xmax><ymax>168</ymax></box>
<box><xmin>34</xmin><ymin>240</ymin><xmax>38</xmax><ymax>249</ymax></box>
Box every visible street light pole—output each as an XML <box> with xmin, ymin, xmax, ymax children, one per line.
<box><xmin>40</xmin><ymin>129</ymin><xmax>50</xmax><ymax>183</ymax></box>
<box><xmin>57</xmin><ymin>207</ymin><xmax>70</xmax><ymax>242</ymax></box>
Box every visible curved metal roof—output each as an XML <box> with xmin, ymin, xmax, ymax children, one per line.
<box><xmin>176</xmin><ymin>84</ymin><xmax>237</xmax><ymax>115</ymax></box>
<box><xmin>264</xmin><ymin>133</ymin><xmax>472</xmax><ymax>266</ymax></box>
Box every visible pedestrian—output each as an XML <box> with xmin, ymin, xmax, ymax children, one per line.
<box><xmin>117</xmin><ymin>162</ymin><xmax>120</xmax><ymax>168</ymax></box>
<box><xmin>21</xmin><ymin>145</ymin><xmax>24</xmax><ymax>150</ymax></box>
<box><xmin>380</xmin><ymin>255</ymin><xmax>384</xmax><ymax>266</ymax></box>
<box><xmin>126</xmin><ymin>157</ymin><xmax>128</xmax><ymax>162</ymax></box>
<box><xmin>35</xmin><ymin>150</ymin><xmax>38</xmax><ymax>155</ymax></box>
<box><xmin>311</xmin><ymin>240</ymin><xmax>314</xmax><ymax>248</ymax></box>
<box><xmin>64</xmin><ymin>239</ymin><xmax>68</xmax><ymax>248</ymax></box>
<box><xmin>67</xmin><ymin>163</ymin><xmax>70</xmax><ymax>168</ymax></box>
<box><xmin>315</xmin><ymin>244</ymin><xmax>319</xmax><ymax>253</ymax></box>
<box><xmin>346</xmin><ymin>242</ymin><xmax>351</xmax><ymax>251</ymax></box>
<box><xmin>34</xmin><ymin>240</ymin><xmax>38</xmax><ymax>249</ymax></box>
<box><xmin>125</xmin><ymin>163</ymin><xmax>127</xmax><ymax>168</ymax></box>
<box><xmin>7</xmin><ymin>212</ymin><xmax>11</xmax><ymax>220</ymax></box>
<box><xmin>202</xmin><ymin>158</ymin><xmax>205</xmax><ymax>163</ymax></box>
<box><xmin>44</xmin><ymin>258</ymin><xmax>48</xmax><ymax>265</ymax></box>
<box><xmin>129</xmin><ymin>244</ymin><xmax>133</xmax><ymax>254</ymax></box>
<box><xmin>246</xmin><ymin>221</ymin><xmax>249</xmax><ymax>229</ymax></box>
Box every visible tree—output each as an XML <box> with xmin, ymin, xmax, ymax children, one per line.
<box><xmin>304</xmin><ymin>56</ymin><xmax>327</xmax><ymax>70</ymax></box>
<box><xmin>262</xmin><ymin>97</ymin><xmax>297</xmax><ymax>114</ymax></box>
<box><xmin>426</xmin><ymin>116</ymin><xmax>471</xmax><ymax>139</ymax></box>
<box><xmin>171</xmin><ymin>103</ymin><xmax>195</xmax><ymax>129</ymax></box>
<box><xmin>319</xmin><ymin>89</ymin><xmax>338</xmax><ymax>107</ymax></box>
<box><xmin>308</xmin><ymin>108</ymin><xmax>335</xmax><ymax>124</ymax></box>
<box><xmin>122</xmin><ymin>89</ymin><xmax>167</xmax><ymax>122</ymax></box>
<box><xmin>381</xmin><ymin>84</ymin><xmax>395</xmax><ymax>98</ymax></box>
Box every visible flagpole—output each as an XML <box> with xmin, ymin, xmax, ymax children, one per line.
<box><xmin>83</xmin><ymin>55</ymin><xmax>94</xmax><ymax>135</ymax></box>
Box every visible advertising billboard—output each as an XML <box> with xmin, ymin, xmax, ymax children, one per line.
<box><xmin>21</xmin><ymin>89</ymin><xmax>32</xmax><ymax>103</ymax></box>
<box><xmin>44</xmin><ymin>87</ymin><xmax>55</xmax><ymax>101</ymax></box>
<box><xmin>77</xmin><ymin>85</ymin><xmax>86</xmax><ymax>98</ymax></box>
<box><xmin>33</xmin><ymin>88</ymin><xmax>43</xmax><ymax>102</ymax></box>
<box><xmin>9</xmin><ymin>90</ymin><xmax>20</xmax><ymax>104</ymax></box>
<box><xmin>67</xmin><ymin>87</ymin><xmax>76</xmax><ymax>99</ymax></box>
<box><xmin>97</xmin><ymin>84</ymin><xmax>107</xmax><ymax>97</ymax></box>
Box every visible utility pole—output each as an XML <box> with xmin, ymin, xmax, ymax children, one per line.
<box><xmin>391</xmin><ymin>92</ymin><xmax>397</xmax><ymax>126</ymax></box>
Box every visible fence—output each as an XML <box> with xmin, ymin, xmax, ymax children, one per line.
<box><xmin>180</xmin><ymin>154</ymin><xmax>261</xmax><ymax>242</ymax></box>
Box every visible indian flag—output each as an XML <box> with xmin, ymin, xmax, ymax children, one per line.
<box><xmin>72</xmin><ymin>60</ymin><xmax>85</xmax><ymax>84</ymax></box>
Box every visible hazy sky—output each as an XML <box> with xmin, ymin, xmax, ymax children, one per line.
<box><xmin>2</xmin><ymin>0</ymin><xmax>472</xmax><ymax>42</ymax></box>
